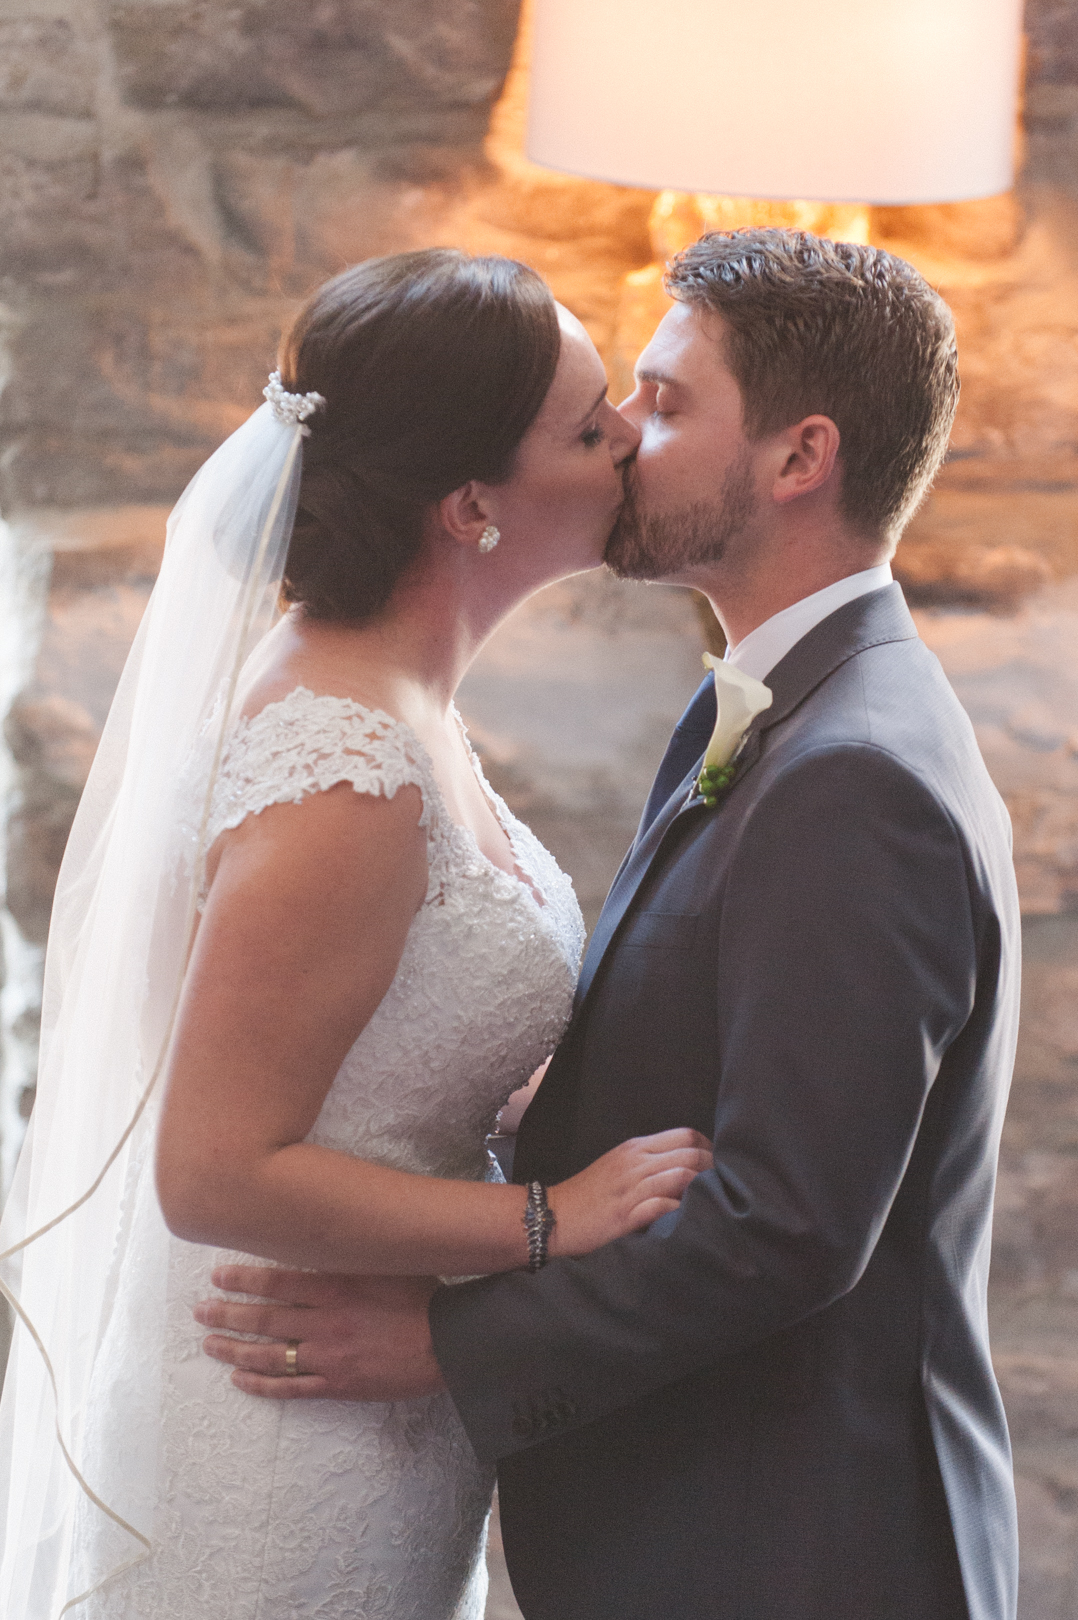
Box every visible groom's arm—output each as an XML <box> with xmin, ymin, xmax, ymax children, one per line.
<box><xmin>429</xmin><ymin>743</ymin><xmax>982</xmax><ymax>1461</ymax></box>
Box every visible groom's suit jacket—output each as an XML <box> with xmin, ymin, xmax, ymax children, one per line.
<box><xmin>430</xmin><ymin>585</ymin><xmax>1020</xmax><ymax>1620</ymax></box>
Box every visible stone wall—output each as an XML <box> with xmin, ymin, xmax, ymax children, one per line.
<box><xmin>0</xmin><ymin>0</ymin><xmax>523</xmax><ymax>1186</ymax></box>
<box><xmin>0</xmin><ymin>2</ymin><xmax>1076</xmax><ymax>1615</ymax></box>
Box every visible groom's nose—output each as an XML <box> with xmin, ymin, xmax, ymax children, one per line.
<box><xmin>616</xmin><ymin>380</ymin><xmax>643</xmax><ymax>418</ymax></box>
<box><xmin>608</xmin><ymin>403</ymin><xmax>641</xmax><ymax>465</ymax></box>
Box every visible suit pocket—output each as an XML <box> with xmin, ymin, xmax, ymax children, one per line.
<box><xmin>626</xmin><ymin>911</ymin><xmax>700</xmax><ymax>951</ymax></box>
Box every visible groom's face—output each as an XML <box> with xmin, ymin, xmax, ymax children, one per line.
<box><xmin>605</xmin><ymin>302</ymin><xmax>759</xmax><ymax>582</ymax></box>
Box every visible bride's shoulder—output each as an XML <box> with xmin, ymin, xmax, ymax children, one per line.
<box><xmin>237</xmin><ymin>683</ymin><xmax>422</xmax><ymax>761</ymax></box>
<box><xmin>206</xmin><ymin>685</ymin><xmax>437</xmax><ymax>841</ymax></box>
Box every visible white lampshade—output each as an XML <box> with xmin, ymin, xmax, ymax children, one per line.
<box><xmin>527</xmin><ymin>0</ymin><xmax>1023</xmax><ymax>204</ymax></box>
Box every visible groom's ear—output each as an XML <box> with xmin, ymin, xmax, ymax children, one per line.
<box><xmin>436</xmin><ymin>481</ymin><xmax>493</xmax><ymax>548</ymax></box>
<box><xmin>770</xmin><ymin>415</ymin><xmax>842</xmax><ymax>506</ymax></box>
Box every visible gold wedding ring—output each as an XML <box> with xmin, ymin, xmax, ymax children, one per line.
<box><xmin>284</xmin><ymin>1340</ymin><xmax>301</xmax><ymax>1377</ymax></box>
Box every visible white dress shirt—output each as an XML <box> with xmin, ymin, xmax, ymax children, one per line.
<box><xmin>724</xmin><ymin>564</ymin><xmax>893</xmax><ymax>683</ymax></box>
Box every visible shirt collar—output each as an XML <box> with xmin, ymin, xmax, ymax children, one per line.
<box><xmin>724</xmin><ymin>563</ymin><xmax>894</xmax><ymax>683</ymax></box>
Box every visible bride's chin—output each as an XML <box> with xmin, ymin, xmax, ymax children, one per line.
<box><xmin>583</xmin><ymin>520</ymin><xmax>622</xmax><ymax>566</ymax></box>
<box><xmin>568</xmin><ymin>541</ymin><xmax>609</xmax><ymax>573</ymax></box>
<box><xmin>537</xmin><ymin>536</ymin><xmax>605</xmax><ymax>578</ymax></box>
<box><xmin>527</xmin><ymin>519</ymin><xmax>616</xmax><ymax>581</ymax></box>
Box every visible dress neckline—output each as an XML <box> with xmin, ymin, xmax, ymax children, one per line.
<box><xmin>245</xmin><ymin>687</ymin><xmax>548</xmax><ymax>912</ymax></box>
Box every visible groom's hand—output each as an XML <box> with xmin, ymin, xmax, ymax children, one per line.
<box><xmin>194</xmin><ymin>1266</ymin><xmax>446</xmax><ymax>1400</ymax></box>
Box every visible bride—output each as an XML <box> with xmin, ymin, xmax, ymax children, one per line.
<box><xmin>0</xmin><ymin>249</ymin><xmax>710</xmax><ymax>1619</ymax></box>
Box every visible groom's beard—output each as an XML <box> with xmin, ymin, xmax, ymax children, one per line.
<box><xmin>605</xmin><ymin>451</ymin><xmax>756</xmax><ymax>580</ymax></box>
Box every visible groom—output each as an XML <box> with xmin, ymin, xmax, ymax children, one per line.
<box><xmin>200</xmin><ymin>232</ymin><xmax>1020</xmax><ymax>1620</ymax></box>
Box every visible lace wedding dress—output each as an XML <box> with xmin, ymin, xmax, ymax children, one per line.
<box><xmin>70</xmin><ymin>688</ymin><xmax>585</xmax><ymax>1620</ymax></box>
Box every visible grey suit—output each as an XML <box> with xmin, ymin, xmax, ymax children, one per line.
<box><xmin>430</xmin><ymin>585</ymin><xmax>1020</xmax><ymax>1620</ymax></box>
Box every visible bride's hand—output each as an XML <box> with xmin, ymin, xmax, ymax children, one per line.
<box><xmin>547</xmin><ymin>1128</ymin><xmax>713</xmax><ymax>1258</ymax></box>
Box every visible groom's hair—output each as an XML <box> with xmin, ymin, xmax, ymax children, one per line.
<box><xmin>665</xmin><ymin>230</ymin><xmax>959</xmax><ymax>544</ymax></box>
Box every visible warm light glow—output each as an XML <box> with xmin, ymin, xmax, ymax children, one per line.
<box><xmin>527</xmin><ymin>0</ymin><xmax>1023</xmax><ymax>204</ymax></box>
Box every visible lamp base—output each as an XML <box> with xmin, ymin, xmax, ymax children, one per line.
<box><xmin>651</xmin><ymin>191</ymin><xmax>871</xmax><ymax>258</ymax></box>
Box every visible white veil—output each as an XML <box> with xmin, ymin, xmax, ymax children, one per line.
<box><xmin>0</xmin><ymin>380</ymin><xmax>322</xmax><ymax>1616</ymax></box>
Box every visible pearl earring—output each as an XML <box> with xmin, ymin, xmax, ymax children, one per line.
<box><xmin>478</xmin><ymin>524</ymin><xmax>500</xmax><ymax>554</ymax></box>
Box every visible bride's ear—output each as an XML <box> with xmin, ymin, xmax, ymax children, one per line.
<box><xmin>437</xmin><ymin>482</ymin><xmax>494</xmax><ymax>550</ymax></box>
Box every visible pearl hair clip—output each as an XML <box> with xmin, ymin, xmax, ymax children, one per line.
<box><xmin>263</xmin><ymin>370</ymin><xmax>326</xmax><ymax>436</ymax></box>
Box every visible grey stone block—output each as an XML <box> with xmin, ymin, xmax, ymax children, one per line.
<box><xmin>914</xmin><ymin>583</ymin><xmax>1078</xmax><ymax>918</ymax></box>
<box><xmin>1027</xmin><ymin>0</ymin><xmax>1078</xmax><ymax>90</ymax></box>
<box><xmin>0</xmin><ymin>18</ymin><xmax>98</xmax><ymax>118</ymax></box>
<box><xmin>989</xmin><ymin>911</ymin><xmax>1078</xmax><ymax>1620</ymax></box>
<box><xmin>107</xmin><ymin>0</ymin><xmax>519</xmax><ymax>121</ymax></box>
<box><xmin>3</xmin><ymin>693</ymin><xmax>93</xmax><ymax>943</ymax></box>
<box><xmin>0</xmin><ymin>507</ymin><xmax>165</xmax><ymax>944</ymax></box>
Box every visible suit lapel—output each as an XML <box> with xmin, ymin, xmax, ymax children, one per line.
<box><xmin>636</xmin><ymin>676</ymin><xmax>715</xmax><ymax>837</ymax></box>
<box><xmin>574</xmin><ymin>751</ymin><xmax>703</xmax><ymax>1007</ymax></box>
<box><xmin>572</xmin><ymin>584</ymin><xmax>917</xmax><ymax>1013</ymax></box>
<box><xmin>580</xmin><ymin>676</ymin><xmax>716</xmax><ymax>950</ymax></box>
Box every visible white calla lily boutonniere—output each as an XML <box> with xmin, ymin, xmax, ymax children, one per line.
<box><xmin>695</xmin><ymin>653</ymin><xmax>773</xmax><ymax>807</ymax></box>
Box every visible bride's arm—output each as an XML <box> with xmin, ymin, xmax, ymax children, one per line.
<box><xmin>156</xmin><ymin>784</ymin><xmax>708</xmax><ymax>1278</ymax></box>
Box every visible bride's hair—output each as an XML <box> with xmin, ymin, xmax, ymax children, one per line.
<box><xmin>277</xmin><ymin>248</ymin><xmax>561</xmax><ymax>621</ymax></box>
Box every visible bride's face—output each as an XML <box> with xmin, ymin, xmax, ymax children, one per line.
<box><xmin>484</xmin><ymin>307</ymin><xmax>640</xmax><ymax>579</ymax></box>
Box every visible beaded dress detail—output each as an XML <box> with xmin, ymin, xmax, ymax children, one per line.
<box><xmin>71</xmin><ymin>688</ymin><xmax>584</xmax><ymax>1620</ymax></box>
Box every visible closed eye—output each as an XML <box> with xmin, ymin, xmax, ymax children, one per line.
<box><xmin>581</xmin><ymin>424</ymin><xmax>605</xmax><ymax>448</ymax></box>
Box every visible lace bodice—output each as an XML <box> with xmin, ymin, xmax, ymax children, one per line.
<box><xmin>74</xmin><ymin>686</ymin><xmax>585</xmax><ymax>1619</ymax></box>
<box><xmin>202</xmin><ymin>686</ymin><xmax>584</xmax><ymax>1175</ymax></box>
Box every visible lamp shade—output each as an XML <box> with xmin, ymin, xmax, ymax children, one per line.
<box><xmin>527</xmin><ymin>0</ymin><xmax>1023</xmax><ymax>204</ymax></box>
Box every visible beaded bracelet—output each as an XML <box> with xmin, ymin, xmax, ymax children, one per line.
<box><xmin>523</xmin><ymin>1182</ymin><xmax>556</xmax><ymax>1271</ymax></box>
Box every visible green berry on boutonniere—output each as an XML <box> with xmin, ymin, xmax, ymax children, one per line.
<box><xmin>694</xmin><ymin>653</ymin><xmax>773</xmax><ymax>808</ymax></box>
<box><xmin>696</xmin><ymin>761</ymin><xmax>736</xmax><ymax>806</ymax></box>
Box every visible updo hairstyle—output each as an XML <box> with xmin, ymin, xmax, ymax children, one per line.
<box><xmin>278</xmin><ymin>249</ymin><xmax>561</xmax><ymax>621</ymax></box>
